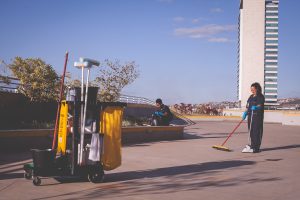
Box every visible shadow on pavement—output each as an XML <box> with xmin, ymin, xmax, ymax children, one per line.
<box><xmin>31</xmin><ymin>160</ymin><xmax>282</xmax><ymax>200</ymax></box>
<box><xmin>0</xmin><ymin>172</ymin><xmax>24</xmax><ymax>180</ymax></box>
<box><xmin>0</xmin><ymin>152</ymin><xmax>31</xmax><ymax>165</ymax></box>
<box><xmin>105</xmin><ymin>160</ymin><xmax>256</xmax><ymax>183</ymax></box>
<box><xmin>123</xmin><ymin>132</ymin><xmax>222</xmax><ymax>147</ymax></box>
<box><xmin>0</xmin><ymin>152</ymin><xmax>32</xmax><ymax>181</ymax></box>
<box><xmin>183</xmin><ymin>131</ymin><xmax>248</xmax><ymax>140</ymax></box>
<box><xmin>183</xmin><ymin>132</ymin><xmax>226</xmax><ymax>140</ymax></box>
<box><xmin>261</xmin><ymin>144</ymin><xmax>300</xmax><ymax>152</ymax></box>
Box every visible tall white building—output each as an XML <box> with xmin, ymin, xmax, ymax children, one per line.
<box><xmin>238</xmin><ymin>0</ymin><xmax>279</xmax><ymax>108</ymax></box>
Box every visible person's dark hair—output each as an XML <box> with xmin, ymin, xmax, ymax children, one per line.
<box><xmin>251</xmin><ymin>82</ymin><xmax>262</xmax><ymax>95</ymax></box>
<box><xmin>156</xmin><ymin>98</ymin><xmax>162</xmax><ymax>104</ymax></box>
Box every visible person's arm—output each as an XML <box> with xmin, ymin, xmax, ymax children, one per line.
<box><xmin>162</xmin><ymin>106</ymin><xmax>172</xmax><ymax>117</ymax></box>
<box><xmin>162</xmin><ymin>111</ymin><xmax>168</xmax><ymax>116</ymax></box>
<box><xmin>242</xmin><ymin>96</ymin><xmax>250</xmax><ymax>119</ymax></box>
<box><xmin>251</xmin><ymin>105</ymin><xmax>262</xmax><ymax>110</ymax></box>
<box><xmin>242</xmin><ymin>111</ymin><xmax>247</xmax><ymax>120</ymax></box>
<box><xmin>155</xmin><ymin>106</ymin><xmax>167</xmax><ymax>116</ymax></box>
<box><xmin>154</xmin><ymin>111</ymin><xmax>164</xmax><ymax>116</ymax></box>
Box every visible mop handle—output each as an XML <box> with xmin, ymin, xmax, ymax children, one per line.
<box><xmin>248</xmin><ymin>109</ymin><xmax>254</xmax><ymax>144</ymax></box>
<box><xmin>221</xmin><ymin>119</ymin><xmax>244</xmax><ymax>146</ymax></box>
<box><xmin>79</xmin><ymin>69</ymin><xmax>90</xmax><ymax>165</ymax></box>
<box><xmin>52</xmin><ymin>52</ymin><xmax>69</xmax><ymax>150</ymax></box>
<box><xmin>79</xmin><ymin>67</ymin><xmax>84</xmax><ymax>164</ymax></box>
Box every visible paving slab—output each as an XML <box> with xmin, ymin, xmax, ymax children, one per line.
<box><xmin>0</xmin><ymin>121</ymin><xmax>299</xmax><ymax>200</ymax></box>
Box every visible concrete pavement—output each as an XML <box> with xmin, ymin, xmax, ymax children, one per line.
<box><xmin>0</xmin><ymin>121</ymin><xmax>299</xmax><ymax>200</ymax></box>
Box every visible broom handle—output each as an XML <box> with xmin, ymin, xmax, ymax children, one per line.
<box><xmin>52</xmin><ymin>52</ymin><xmax>69</xmax><ymax>150</ymax></box>
<box><xmin>248</xmin><ymin>109</ymin><xmax>254</xmax><ymax>145</ymax></box>
<box><xmin>221</xmin><ymin>119</ymin><xmax>244</xmax><ymax>146</ymax></box>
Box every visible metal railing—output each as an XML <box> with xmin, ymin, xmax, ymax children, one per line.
<box><xmin>118</xmin><ymin>95</ymin><xmax>156</xmax><ymax>105</ymax></box>
<box><xmin>0</xmin><ymin>76</ymin><xmax>19</xmax><ymax>92</ymax></box>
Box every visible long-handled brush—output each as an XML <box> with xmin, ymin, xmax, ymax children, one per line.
<box><xmin>212</xmin><ymin>118</ymin><xmax>244</xmax><ymax>152</ymax></box>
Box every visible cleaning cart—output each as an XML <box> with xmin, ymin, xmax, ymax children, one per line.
<box><xmin>23</xmin><ymin>58</ymin><xmax>126</xmax><ymax>185</ymax></box>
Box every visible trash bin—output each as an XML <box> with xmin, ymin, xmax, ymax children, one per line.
<box><xmin>31</xmin><ymin>149</ymin><xmax>56</xmax><ymax>175</ymax></box>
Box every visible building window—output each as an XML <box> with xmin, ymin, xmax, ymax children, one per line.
<box><xmin>266</xmin><ymin>29</ymin><xmax>278</xmax><ymax>33</ymax></box>
<box><xmin>266</xmin><ymin>7</ymin><xmax>278</xmax><ymax>11</ymax></box>
<box><xmin>266</xmin><ymin>13</ymin><xmax>278</xmax><ymax>16</ymax></box>
<box><xmin>266</xmin><ymin>18</ymin><xmax>278</xmax><ymax>21</ymax></box>
<box><xmin>265</xmin><ymin>89</ymin><xmax>277</xmax><ymax>93</ymax></box>
<box><xmin>265</xmin><ymin>56</ymin><xmax>277</xmax><ymax>60</ymax></box>
<box><xmin>266</xmin><ymin>1</ymin><xmax>278</xmax><ymax>4</ymax></box>
<box><xmin>266</xmin><ymin>23</ymin><xmax>278</xmax><ymax>27</ymax></box>
<box><xmin>265</xmin><ymin>62</ymin><xmax>278</xmax><ymax>65</ymax></box>
<box><xmin>265</xmin><ymin>45</ymin><xmax>278</xmax><ymax>49</ymax></box>
<box><xmin>265</xmin><ymin>95</ymin><xmax>278</xmax><ymax>99</ymax></box>
<box><xmin>266</xmin><ymin>40</ymin><xmax>278</xmax><ymax>44</ymax></box>
<box><xmin>266</xmin><ymin>34</ymin><xmax>278</xmax><ymax>38</ymax></box>
<box><xmin>265</xmin><ymin>51</ymin><xmax>278</xmax><ymax>54</ymax></box>
<box><xmin>265</xmin><ymin>68</ymin><xmax>278</xmax><ymax>72</ymax></box>
<box><xmin>265</xmin><ymin>73</ymin><xmax>277</xmax><ymax>77</ymax></box>
<box><xmin>265</xmin><ymin>78</ymin><xmax>277</xmax><ymax>82</ymax></box>
<box><xmin>265</xmin><ymin>84</ymin><xmax>277</xmax><ymax>88</ymax></box>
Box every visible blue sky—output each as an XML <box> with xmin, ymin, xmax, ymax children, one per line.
<box><xmin>0</xmin><ymin>0</ymin><xmax>299</xmax><ymax>104</ymax></box>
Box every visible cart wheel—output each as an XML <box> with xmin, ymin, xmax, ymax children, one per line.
<box><xmin>24</xmin><ymin>169</ymin><xmax>33</xmax><ymax>180</ymax></box>
<box><xmin>88</xmin><ymin>170</ymin><xmax>104</xmax><ymax>183</ymax></box>
<box><xmin>33</xmin><ymin>177</ymin><xmax>41</xmax><ymax>186</ymax></box>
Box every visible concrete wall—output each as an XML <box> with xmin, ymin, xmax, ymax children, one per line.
<box><xmin>0</xmin><ymin>126</ymin><xmax>184</xmax><ymax>151</ymax></box>
<box><xmin>124</xmin><ymin>103</ymin><xmax>156</xmax><ymax>118</ymax></box>
<box><xmin>282</xmin><ymin>113</ymin><xmax>300</xmax><ymax>126</ymax></box>
<box><xmin>223</xmin><ymin>109</ymin><xmax>300</xmax><ymax>126</ymax></box>
<box><xmin>124</xmin><ymin>103</ymin><xmax>189</xmax><ymax>125</ymax></box>
<box><xmin>122</xmin><ymin>126</ymin><xmax>184</xmax><ymax>144</ymax></box>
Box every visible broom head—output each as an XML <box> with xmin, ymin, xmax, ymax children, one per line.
<box><xmin>212</xmin><ymin>145</ymin><xmax>231</xmax><ymax>152</ymax></box>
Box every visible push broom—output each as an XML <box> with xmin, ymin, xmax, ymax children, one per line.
<box><xmin>212</xmin><ymin>118</ymin><xmax>245</xmax><ymax>152</ymax></box>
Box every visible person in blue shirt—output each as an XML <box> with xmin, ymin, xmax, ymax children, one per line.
<box><xmin>151</xmin><ymin>98</ymin><xmax>173</xmax><ymax>126</ymax></box>
<box><xmin>242</xmin><ymin>82</ymin><xmax>265</xmax><ymax>153</ymax></box>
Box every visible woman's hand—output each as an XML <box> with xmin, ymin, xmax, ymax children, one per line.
<box><xmin>242</xmin><ymin>111</ymin><xmax>247</xmax><ymax>120</ymax></box>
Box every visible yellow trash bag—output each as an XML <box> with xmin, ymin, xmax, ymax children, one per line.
<box><xmin>100</xmin><ymin>106</ymin><xmax>123</xmax><ymax>170</ymax></box>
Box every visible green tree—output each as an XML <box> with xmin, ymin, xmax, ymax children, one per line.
<box><xmin>94</xmin><ymin>59</ymin><xmax>139</xmax><ymax>102</ymax></box>
<box><xmin>9</xmin><ymin>57</ymin><xmax>60</xmax><ymax>102</ymax></box>
<box><xmin>64</xmin><ymin>72</ymin><xmax>81</xmax><ymax>89</ymax></box>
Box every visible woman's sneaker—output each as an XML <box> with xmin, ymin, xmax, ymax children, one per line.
<box><xmin>242</xmin><ymin>145</ymin><xmax>253</xmax><ymax>153</ymax></box>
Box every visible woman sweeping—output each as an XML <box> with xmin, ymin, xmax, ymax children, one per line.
<box><xmin>242</xmin><ymin>82</ymin><xmax>265</xmax><ymax>153</ymax></box>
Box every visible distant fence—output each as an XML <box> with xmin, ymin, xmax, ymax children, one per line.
<box><xmin>118</xmin><ymin>95</ymin><xmax>155</xmax><ymax>105</ymax></box>
<box><xmin>0</xmin><ymin>76</ymin><xmax>19</xmax><ymax>92</ymax></box>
